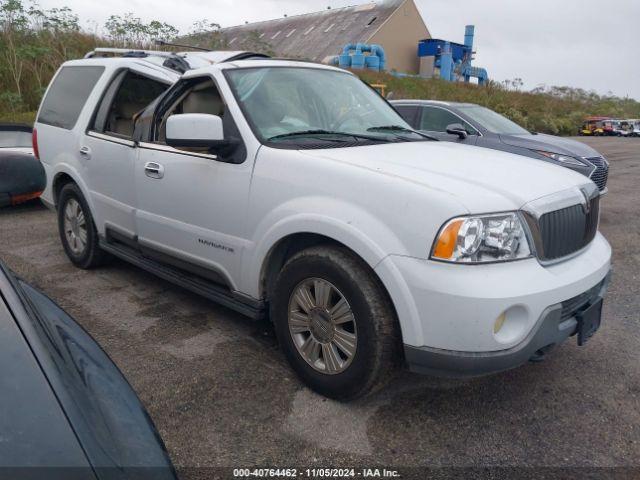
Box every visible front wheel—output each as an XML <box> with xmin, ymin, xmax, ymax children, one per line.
<box><xmin>57</xmin><ymin>183</ymin><xmax>107</xmax><ymax>269</ymax></box>
<box><xmin>270</xmin><ymin>245</ymin><xmax>400</xmax><ymax>400</ymax></box>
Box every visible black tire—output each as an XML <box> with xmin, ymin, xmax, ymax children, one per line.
<box><xmin>270</xmin><ymin>245</ymin><xmax>400</xmax><ymax>400</ymax></box>
<box><xmin>57</xmin><ymin>182</ymin><xmax>107</xmax><ymax>269</ymax></box>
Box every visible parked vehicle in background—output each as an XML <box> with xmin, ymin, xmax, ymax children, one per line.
<box><xmin>0</xmin><ymin>123</ymin><xmax>32</xmax><ymax>153</ymax></box>
<box><xmin>0</xmin><ymin>123</ymin><xmax>46</xmax><ymax>207</ymax></box>
<box><xmin>392</xmin><ymin>100</ymin><xmax>610</xmax><ymax>193</ymax></box>
<box><xmin>601</xmin><ymin>119</ymin><xmax>617</xmax><ymax>136</ymax></box>
<box><xmin>34</xmin><ymin>51</ymin><xmax>612</xmax><ymax>400</ymax></box>
<box><xmin>630</xmin><ymin>120</ymin><xmax>640</xmax><ymax>137</ymax></box>
<box><xmin>0</xmin><ymin>260</ymin><xmax>176</xmax><ymax>479</ymax></box>
<box><xmin>580</xmin><ymin>116</ymin><xmax>612</xmax><ymax>136</ymax></box>
<box><xmin>579</xmin><ymin>125</ymin><xmax>602</xmax><ymax>136</ymax></box>
<box><xmin>612</xmin><ymin>120</ymin><xmax>630</xmax><ymax>137</ymax></box>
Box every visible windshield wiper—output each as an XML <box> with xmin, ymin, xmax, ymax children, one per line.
<box><xmin>268</xmin><ymin>130</ymin><xmax>393</xmax><ymax>143</ymax></box>
<box><xmin>367</xmin><ymin>125</ymin><xmax>439</xmax><ymax>141</ymax></box>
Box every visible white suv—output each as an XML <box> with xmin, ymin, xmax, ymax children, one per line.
<box><xmin>34</xmin><ymin>50</ymin><xmax>612</xmax><ymax>400</ymax></box>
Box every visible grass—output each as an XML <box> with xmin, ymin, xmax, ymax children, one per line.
<box><xmin>0</xmin><ymin>111</ymin><xmax>37</xmax><ymax>125</ymax></box>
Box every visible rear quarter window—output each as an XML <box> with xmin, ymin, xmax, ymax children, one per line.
<box><xmin>37</xmin><ymin>66</ymin><xmax>105</xmax><ymax>130</ymax></box>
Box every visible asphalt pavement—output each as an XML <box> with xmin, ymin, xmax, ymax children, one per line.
<box><xmin>0</xmin><ymin>137</ymin><xmax>638</xmax><ymax>479</ymax></box>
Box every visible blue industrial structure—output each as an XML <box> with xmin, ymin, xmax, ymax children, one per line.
<box><xmin>418</xmin><ymin>25</ymin><xmax>489</xmax><ymax>85</ymax></box>
<box><xmin>328</xmin><ymin>26</ymin><xmax>488</xmax><ymax>85</ymax></box>
<box><xmin>330</xmin><ymin>43</ymin><xmax>387</xmax><ymax>72</ymax></box>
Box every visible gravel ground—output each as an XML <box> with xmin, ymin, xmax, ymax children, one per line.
<box><xmin>0</xmin><ymin>137</ymin><xmax>638</xmax><ymax>479</ymax></box>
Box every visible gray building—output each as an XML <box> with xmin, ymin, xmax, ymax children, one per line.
<box><xmin>219</xmin><ymin>0</ymin><xmax>431</xmax><ymax>74</ymax></box>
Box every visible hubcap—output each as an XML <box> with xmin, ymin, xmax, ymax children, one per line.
<box><xmin>63</xmin><ymin>198</ymin><xmax>87</xmax><ymax>256</ymax></box>
<box><xmin>288</xmin><ymin>278</ymin><xmax>357</xmax><ymax>375</ymax></box>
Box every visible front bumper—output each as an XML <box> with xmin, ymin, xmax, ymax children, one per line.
<box><xmin>404</xmin><ymin>273</ymin><xmax>610</xmax><ymax>377</ymax></box>
<box><xmin>374</xmin><ymin>233</ymin><xmax>612</xmax><ymax>375</ymax></box>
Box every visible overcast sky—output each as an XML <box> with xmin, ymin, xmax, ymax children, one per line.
<box><xmin>38</xmin><ymin>0</ymin><xmax>640</xmax><ymax>99</ymax></box>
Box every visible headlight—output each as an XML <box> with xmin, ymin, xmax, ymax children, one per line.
<box><xmin>431</xmin><ymin>212</ymin><xmax>532</xmax><ymax>264</ymax></box>
<box><xmin>534</xmin><ymin>150</ymin><xmax>586</xmax><ymax>167</ymax></box>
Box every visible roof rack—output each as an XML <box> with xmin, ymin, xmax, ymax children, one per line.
<box><xmin>82</xmin><ymin>48</ymin><xmax>274</xmax><ymax>75</ymax></box>
<box><xmin>84</xmin><ymin>47</ymin><xmax>193</xmax><ymax>74</ymax></box>
<box><xmin>84</xmin><ymin>48</ymin><xmax>178</xmax><ymax>59</ymax></box>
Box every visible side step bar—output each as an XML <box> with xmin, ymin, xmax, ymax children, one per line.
<box><xmin>99</xmin><ymin>240</ymin><xmax>265</xmax><ymax>320</ymax></box>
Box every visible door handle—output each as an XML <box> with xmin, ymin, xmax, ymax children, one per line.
<box><xmin>144</xmin><ymin>162</ymin><xmax>165</xmax><ymax>179</ymax></box>
<box><xmin>79</xmin><ymin>146</ymin><xmax>91</xmax><ymax>159</ymax></box>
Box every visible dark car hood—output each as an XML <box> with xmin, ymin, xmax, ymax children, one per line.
<box><xmin>498</xmin><ymin>133</ymin><xmax>602</xmax><ymax>159</ymax></box>
<box><xmin>0</xmin><ymin>287</ymin><xmax>93</xmax><ymax>476</ymax></box>
<box><xmin>0</xmin><ymin>263</ymin><xmax>176</xmax><ymax>479</ymax></box>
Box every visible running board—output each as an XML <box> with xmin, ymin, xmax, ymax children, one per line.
<box><xmin>99</xmin><ymin>240</ymin><xmax>265</xmax><ymax>320</ymax></box>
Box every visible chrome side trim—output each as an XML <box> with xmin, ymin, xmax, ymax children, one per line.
<box><xmin>138</xmin><ymin>141</ymin><xmax>218</xmax><ymax>161</ymax></box>
<box><xmin>86</xmin><ymin>131</ymin><xmax>135</xmax><ymax>147</ymax></box>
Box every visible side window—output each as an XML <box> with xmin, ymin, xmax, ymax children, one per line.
<box><xmin>38</xmin><ymin>66</ymin><xmax>105</xmax><ymax>130</ymax></box>
<box><xmin>156</xmin><ymin>78</ymin><xmax>226</xmax><ymax>147</ymax></box>
<box><xmin>92</xmin><ymin>71</ymin><xmax>168</xmax><ymax>139</ymax></box>
<box><xmin>153</xmin><ymin>76</ymin><xmax>247</xmax><ymax>164</ymax></box>
<box><xmin>394</xmin><ymin>105</ymin><xmax>419</xmax><ymax>128</ymax></box>
<box><xmin>419</xmin><ymin>107</ymin><xmax>476</xmax><ymax>134</ymax></box>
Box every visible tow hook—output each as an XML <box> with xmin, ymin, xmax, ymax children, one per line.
<box><xmin>529</xmin><ymin>345</ymin><xmax>555</xmax><ymax>363</ymax></box>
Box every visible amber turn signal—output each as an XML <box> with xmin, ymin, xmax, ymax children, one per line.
<box><xmin>432</xmin><ymin>219</ymin><xmax>463</xmax><ymax>260</ymax></box>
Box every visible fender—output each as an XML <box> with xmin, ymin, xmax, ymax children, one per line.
<box><xmin>239</xmin><ymin>196</ymin><xmax>409</xmax><ymax>299</ymax></box>
<box><xmin>373</xmin><ymin>255</ymin><xmax>425</xmax><ymax>346</ymax></box>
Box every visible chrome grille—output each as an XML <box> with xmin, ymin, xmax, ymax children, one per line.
<box><xmin>533</xmin><ymin>195</ymin><xmax>600</xmax><ymax>262</ymax></box>
<box><xmin>586</xmin><ymin>156</ymin><xmax>609</xmax><ymax>192</ymax></box>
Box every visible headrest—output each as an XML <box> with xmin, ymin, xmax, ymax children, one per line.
<box><xmin>118</xmin><ymin>103</ymin><xmax>146</xmax><ymax>119</ymax></box>
<box><xmin>182</xmin><ymin>90</ymin><xmax>224</xmax><ymax>116</ymax></box>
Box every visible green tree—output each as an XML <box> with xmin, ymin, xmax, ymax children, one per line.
<box><xmin>104</xmin><ymin>13</ymin><xmax>178</xmax><ymax>48</ymax></box>
<box><xmin>0</xmin><ymin>0</ymin><xmax>29</xmax><ymax>97</ymax></box>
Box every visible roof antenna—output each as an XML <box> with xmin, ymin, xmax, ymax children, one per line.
<box><xmin>154</xmin><ymin>39</ymin><xmax>210</xmax><ymax>52</ymax></box>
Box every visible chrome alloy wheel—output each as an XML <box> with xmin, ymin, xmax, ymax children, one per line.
<box><xmin>288</xmin><ymin>278</ymin><xmax>357</xmax><ymax>375</ymax></box>
<box><xmin>63</xmin><ymin>198</ymin><xmax>87</xmax><ymax>256</ymax></box>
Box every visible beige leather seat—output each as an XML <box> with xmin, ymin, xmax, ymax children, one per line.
<box><xmin>158</xmin><ymin>84</ymin><xmax>225</xmax><ymax>143</ymax></box>
<box><xmin>181</xmin><ymin>87</ymin><xmax>224</xmax><ymax>116</ymax></box>
<box><xmin>108</xmin><ymin>103</ymin><xmax>146</xmax><ymax>137</ymax></box>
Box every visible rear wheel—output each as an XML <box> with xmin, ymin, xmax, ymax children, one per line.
<box><xmin>57</xmin><ymin>183</ymin><xmax>106</xmax><ymax>269</ymax></box>
<box><xmin>270</xmin><ymin>245</ymin><xmax>400</xmax><ymax>400</ymax></box>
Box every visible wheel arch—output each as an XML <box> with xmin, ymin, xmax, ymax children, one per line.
<box><xmin>258</xmin><ymin>232</ymin><xmax>401</xmax><ymax>337</ymax></box>
<box><xmin>49</xmin><ymin>166</ymin><xmax>97</xmax><ymax>223</ymax></box>
<box><xmin>52</xmin><ymin>171</ymin><xmax>75</xmax><ymax>206</ymax></box>
<box><xmin>51</xmin><ymin>163</ymin><xmax>93</xmax><ymax>206</ymax></box>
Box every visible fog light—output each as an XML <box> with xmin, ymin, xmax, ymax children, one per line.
<box><xmin>494</xmin><ymin>312</ymin><xmax>506</xmax><ymax>334</ymax></box>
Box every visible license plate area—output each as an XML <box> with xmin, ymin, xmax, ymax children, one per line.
<box><xmin>576</xmin><ymin>298</ymin><xmax>603</xmax><ymax>346</ymax></box>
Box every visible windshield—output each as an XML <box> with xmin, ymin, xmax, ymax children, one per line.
<box><xmin>226</xmin><ymin>67</ymin><xmax>424</xmax><ymax>146</ymax></box>
<box><xmin>457</xmin><ymin>105</ymin><xmax>530</xmax><ymax>135</ymax></box>
<box><xmin>0</xmin><ymin>130</ymin><xmax>32</xmax><ymax>148</ymax></box>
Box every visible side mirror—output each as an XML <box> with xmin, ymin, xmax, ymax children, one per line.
<box><xmin>166</xmin><ymin>114</ymin><xmax>226</xmax><ymax>149</ymax></box>
<box><xmin>446</xmin><ymin>123</ymin><xmax>468</xmax><ymax>140</ymax></box>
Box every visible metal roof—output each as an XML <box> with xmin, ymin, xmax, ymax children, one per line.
<box><xmin>219</xmin><ymin>0</ymin><xmax>406</xmax><ymax>63</ymax></box>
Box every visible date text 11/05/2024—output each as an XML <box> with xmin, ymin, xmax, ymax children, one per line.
<box><xmin>233</xmin><ymin>468</ymin><xmax>401</xmax><ymax>478</ymax></box>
